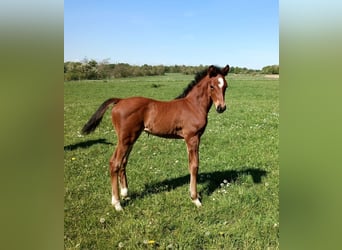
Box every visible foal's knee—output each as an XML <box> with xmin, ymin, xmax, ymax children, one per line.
<box><xmin>189</xmin><ymin>165</ymin><xmax>199</xmax><ymax>174</ymax></box>
<box><xmin>109</xmin><ymin>162</ymin><xmax>120</xmax><ymax>176</ymax></box>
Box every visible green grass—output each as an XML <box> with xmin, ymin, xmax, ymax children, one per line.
<box><xmin>64</xmin><ymin>73</ymin><xmax>279</xmax><ymax>249</ymax></box>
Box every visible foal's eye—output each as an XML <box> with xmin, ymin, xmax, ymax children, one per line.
<box><xmin>210</xmin><ymin>85</ymin><xmax>214</xmax><ymax>90</ymax></box>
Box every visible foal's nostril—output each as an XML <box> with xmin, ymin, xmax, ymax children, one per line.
<box><xmin>216</xmin><ymin>105</ymin><xmax>226</xmax><ymax>113</ymax></box>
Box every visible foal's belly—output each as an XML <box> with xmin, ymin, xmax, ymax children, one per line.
<box><xmin>143</xmin><ymin>126</ymin><xmax>184</xmax><ymax>139</ymax></box>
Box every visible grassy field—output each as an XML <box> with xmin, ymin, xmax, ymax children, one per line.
<box><xmin>64</xmin><ymin>73</ymin><xmax>279</xmax><ymax>249</ymax></box>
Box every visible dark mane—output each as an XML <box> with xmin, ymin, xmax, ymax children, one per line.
<box><xmin>175</xmin><ymin>65</ymin><xmax>223</xmax><ymax>99</ymax></box>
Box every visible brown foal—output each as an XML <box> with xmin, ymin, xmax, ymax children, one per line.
<box><xmin>82</xmin><ymin>65</ymin><xmax>230</xmax><ymax>211</ymax></box>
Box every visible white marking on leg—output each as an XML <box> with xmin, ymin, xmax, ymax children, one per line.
<box><xmin>218</xmin><ymin>77</ymin><xmax>224</xmax><ymax>88</ymax></box>
<box><xmin>120</xmin><ymin>187</ymin><xmax>128</xmax><ymax>197</ymax></box>
<box><xmin>192</xmin><ymin>198</ymin><xmax>202</xmax><ymax>207</ymax></box>
<box><xmin>111</xmin><ymin>196</ymin><xmax>123</xmax><ymax>211</ymax></box>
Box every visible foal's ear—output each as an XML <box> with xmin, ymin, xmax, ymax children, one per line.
<box><xmin>208</xmin><ymin>65</ymin><xmax>217</xmax><ymax>77</ymax></box>
<box><xmin>222</xmin><ymin>65</ymin><xmax>230</xmax><ymax>76</ymax></box>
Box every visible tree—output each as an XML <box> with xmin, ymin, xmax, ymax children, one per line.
<box><xmin>261</xmin><ymin>65</ymin><xmax>279</xmax><ymax>74</ymax></box>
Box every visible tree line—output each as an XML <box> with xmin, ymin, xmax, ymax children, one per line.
<box><xmin>64</xmin><ymin>59</ymin><xmax>279</xmax><ymax>81</ymax></box>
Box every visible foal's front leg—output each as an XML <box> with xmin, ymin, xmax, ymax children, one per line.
<box><xmin>186</xmin><ymin>135</ymin><xmax>202</xmax><ymax>207</ymax></box>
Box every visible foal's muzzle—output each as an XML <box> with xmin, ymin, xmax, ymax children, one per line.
<box><xmin>216</xmin><ymin>105</ymin><xmax>226</xmax><ymax>113</ymax></box>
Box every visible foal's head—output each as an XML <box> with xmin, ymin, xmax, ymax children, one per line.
<box><xmin>207</xmin><ymin>65</ymin><xmax>230</xmax><ymax>113</ymax></box>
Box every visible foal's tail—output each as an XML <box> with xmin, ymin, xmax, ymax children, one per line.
<box><xmin>81</xmin><ymin>98</ymin><xmax>121</xmax><ymax>135</ymax></box>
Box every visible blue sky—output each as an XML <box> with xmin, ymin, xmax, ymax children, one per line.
<box><xmin>64</xmin><ymin>0</ymin><xmax>278</xmax><ymax>70</ymax></box>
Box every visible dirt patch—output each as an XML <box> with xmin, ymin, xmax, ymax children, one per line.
<box><xmin>264</xmin><ymin>74</ymin><xmax>279</xmax><ymax>79</ymax></box>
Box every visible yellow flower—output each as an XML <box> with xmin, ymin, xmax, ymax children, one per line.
<box><xmin>71</xmin><ymin>157</ymin><xmax>76</xmax><ymax>161</ymax></box>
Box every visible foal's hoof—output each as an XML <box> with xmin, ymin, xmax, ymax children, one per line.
<box><xmin>192</xmin><ymin>198</ymin><xmax>202</xmax><ymax>207</ymax></box>
<box><xmin>112</xmin><ymin>197</ymin><xmax>123</xmax><ymax>211</ymax></box>
<box><xmin>113</xmin><ymin>203</ymin><xmax>123</xmax><ymax>211</ymax></box>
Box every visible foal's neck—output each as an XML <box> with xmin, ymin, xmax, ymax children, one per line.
<box><xmin>186</xmin><ymin>77</ymin><xmax>212</xmax><ymax>114</ymax></box>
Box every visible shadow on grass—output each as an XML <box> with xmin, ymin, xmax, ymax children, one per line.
<box><xmin>129</xmin><ymin>167</ymin><xmax>267</xmax><ymax>202</ymax></box>
<box><xmin>64</xmin><ymin>138</ymin><xmax>113</xmax><ymax>151</ymax></box>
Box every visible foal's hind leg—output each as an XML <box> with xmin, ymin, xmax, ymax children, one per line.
<box><xmin>110</xmin><ymin>131</ymin><xmax>141</xmax><ymax>211</ymax></box>
<box><xmin>118</xmin><ymin>146</ymin><xmax>133</xmax><ymax>200</ymax></box>
<box><xmin>110</xmin><ymin>144</ymin><xmax>128</xmax><ymax>211</ymax></box>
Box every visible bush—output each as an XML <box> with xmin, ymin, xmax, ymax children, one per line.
<box><xmin>261</xmin><ymin>65</ymin><xmax>279</xmax><ymax>74</ymax></box>
<box><xmin>64</xmin><ymin>59</ymin><xmax>279</xmax><ymax>81</ymax></box>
